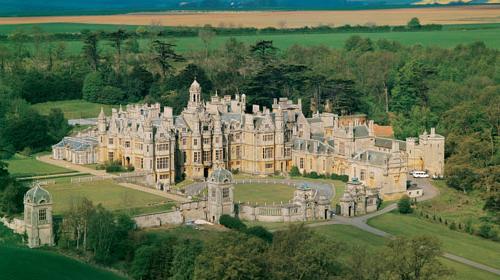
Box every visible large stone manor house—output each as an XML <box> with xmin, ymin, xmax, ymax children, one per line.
<box><xmin>53</xmin><ymin>80</ymin><xmax>444</xmax><ymax>199</ymax></box>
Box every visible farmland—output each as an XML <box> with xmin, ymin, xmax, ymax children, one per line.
<box><xmin>0</xmin><ymin>6</ymin><xmax>498</xmax><ymax>28</ymax></box>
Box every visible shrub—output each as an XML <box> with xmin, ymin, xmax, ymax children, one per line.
<box><xmin>219</xmin><ymin>215</ymin><xmax>247</xmax><ymax>231</ymax></box>
<box><xmin>330</xmin><ymin>173</ymin><xmax>349</xmax><ymax>182</ymax></box>
<box><xmin>289</xmin><ymin>166</ymin><xmax>301</xmax><ymax>177</ymax></box>
<box><xmin>105</xmin><ymin>160</ymin><xmax>125</xmax><ymax>173</ymax></box>
<box><xmin>449</xmin><ymin>222</ymin><xmax>457</xmax><ymax>230</ymax></box>
<box><xmin>231</xmin><ymin>168</ymin><xmax>240</xmax><ymax>175</ymax></box>
<box><xmin>397</xmin><ymin>195</ymin><xmax>413</xmax><ymax>214</ymax></box>
<box><xmin>245</xmin><ymin>226</ymin><xmax>273</xmax><ymax>243</ymax></box>
<box><xmin>478</xmin><ymin>224</ymin><xmax>498</xmax><ymax>239</ymax></box>
<box><xmin>126</xmin><ymin>165</ymin><xmax>135</xmax><ymax>172</ymax></box>
<box><xmin>306</xmin><ymin>171</ymin><xmax>320</xmax><ymax>179</ymax></box>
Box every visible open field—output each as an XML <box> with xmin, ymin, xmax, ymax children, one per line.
<box><xmin>368</xmin><ymin>212</ymin><xmax>500</xmax><ymax>270</ymax></box>
<box><xmin>0</xmin><ymin>6</ymin><xmax>498</xmax><ymax>28</ymax></box>
<box><xmin>5</xmin><ymin>154</ymin><xmax>74</xmax><ymax>178</ymax></box>
<box><xmin>234</xmin><ymin>183</ymin><xmax>295</xmax><ymax>205</ymax></box>
<box><xmin>32</xmin><ymin>100</ymin><xmax>114</xmax><ymax>119</ymax></box>
<box><xmin>45</xmin><ymin>179</ymin><xmax>174</xmax><ymax>215</ymax></box>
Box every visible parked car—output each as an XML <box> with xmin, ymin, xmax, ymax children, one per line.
<box><xmin>412</xmin><ymin>171</ymin><xmax>429</xmax><ymax>178</ymax></box>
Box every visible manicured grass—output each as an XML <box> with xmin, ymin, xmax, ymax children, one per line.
<box><xmin>32</xmin><ymin>100</ymin><xmax>114</xmax><ymax>119</ymax></box>
<box><xmin>0</xmin><ymin>224</ymin><xmax>124</xmax><ymax>280</ymax></box>
<box><xmin>312</xmin><ymin>224</ymin><xmax>497</xmax><ymax>280</ymax></box>
<box><xmin>45</xmin><ymin>179</ymin><xmax>174</xmax><ymax>215</ymax></box>
<box><xmin>314</xmin><ymin>224</ymin><xmax>387</xmax><ymax>250</ymax></box>
<box><xmin>368</xmin><ymin>212</ymin><xmax>500</xmax><ymax>270</ymax></box>
<box><xmin>0</xmin><ymin>246</ymin><xmax>125</xmax><ymax>280</ymax></box>
<box><xmin>5</xmin><ymin>154</ymin><xmax>74</xmax><ymax>178</ymax></box>
<box><xmin>418</xmin><ymin>180</ymin><xmax>495</xmax><ymax>231</ymax></box>
<box><xmin>234</xmin><ymin>183</ymin><xmax>295</xmax><ymax>205</ymax></box>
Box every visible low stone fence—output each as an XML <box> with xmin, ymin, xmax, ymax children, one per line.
<box><xmin>70</xmin><ymin>175</ymin><xmax>113</xmax><ymax>183</ymax></box>
<box><xmin>133</xmin><ymin>211</ymin><xmax>183</xmax><ymax>228</ymax></box>
<box><xmin>1</xmin><ymin>216</ymin><xmax>25</xmax><ymax>234</ymax></box>
<box><xmin>239</xmin><ymin>204</ymin><xmax>305</xmax><ymax>223</ymax></box>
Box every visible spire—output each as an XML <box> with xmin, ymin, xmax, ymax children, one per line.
<box><xmin>98</xmin><ymin>107</ymin><xmax>106</xmax><ymax>120</ymax></box>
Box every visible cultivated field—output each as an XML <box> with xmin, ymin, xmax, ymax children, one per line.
<box><xmin>45</xmin><ymin>179</ymin><xmax>174</xmax><ymax>215</ymax></box>
<box><xmin>0</xmin><ymin>6</ymin><xmax>498</xmax><ymax>28</ymax></box>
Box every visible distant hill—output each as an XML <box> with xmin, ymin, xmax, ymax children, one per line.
<box><xmin>0</xmin><ymin>0</ymin><xmax>497</xmax><ymax>16</ymax></box>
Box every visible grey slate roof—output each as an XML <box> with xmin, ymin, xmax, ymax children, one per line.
<box><xmin>374</xmin><ymin>137</ymin><xmax>406</xmax><ymax>151</ymax></box>
<box><xmin>24</xmin><ymin>183</ymin><xmax>52</xmax><ymax>204</ymax></box>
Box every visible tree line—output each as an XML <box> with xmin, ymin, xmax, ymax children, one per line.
<box><xmin>54</xmin><ymin>198</ymin><xmax>454</xmax><ymax>280</ymax></box>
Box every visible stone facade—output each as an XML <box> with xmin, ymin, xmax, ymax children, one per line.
<box><xmin>23</xmin><ymin>183</ymin><xmax>54</xmax><ymax>248</ymax></box>
<box><xmin>239</xmin><ymin>184</ymin><xmax>331</xmax><ymax>222</ymax></box>
<box><xmin>339</xmin><ymin>178</ymin><xmax>379</xmax><ymax>217</ymax></box>
<box><xmin>53</xmin><ymin>79</ymin><xmax>445</xmax><ymax>198</ymax></box>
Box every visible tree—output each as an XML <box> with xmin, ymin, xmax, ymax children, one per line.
<box><xmin>345</xmin><ymin>35</ymin><xmax>374</xmax><ymax>52</ymax></box>
<box><xmin>407</xmin><ymin>17</ymin><xmax>422</xmax><ymax>29</ymax></box>
<box><xmin>198</xmin><ymin>27</ymin><xmax>216</xmax><ymax>61</ymax></box>
<box><xmin>46</xmin><ymin>108</ymin><xmax>70</xmax><ymax>142</ymax></box>
<box><xmin>245</xmin><ymin>226</ymin><xmax>273</xmax><ymax>243</ymax></box>
<box><xmin>0</xmin><ymin>181</ymin><xmax>28</xmax><ymax>215</ymax></box>
<box><xmin>130</xmin><ymin>235</ymin><xmax>179</xmax><ymax>280</ymax></box>
<box><xmin>267</xmin><ymin>224</ymin><xmax>343</xmax><ymax>279</ymax></box>
<box><xmin>385</xmin><ymin>236</ymin><xmax>453</xmax><ymax>280</ymax></box>
<box><xmin>88</xmin><ymin>204</ymin><xmax>116</xmax><ymax>263</ymax></box>
<box><xmin>219</xmin><ymin>214</ymin><xmax>247</xmax><ymax>231</ymax></box>
<box><xmin>250</xmin><ymin>40</ymin><xmax>277</xmax><ymax>65</ymax></box>
<box><xmin>289</xmin><ymin>166</ymin><xmax>301</xmax><ymax>177</ymax></box>
<box><xmin>390</xmin><ymin>60</ymin><xmax>434</xmax><ymax>114</ymax></box>
<box><xmin>82</xmin><ymin>72</ymin><xmax>105</xmax><ymax>103</ymax></box>
<box><xmin>108</xmin><ymin>29</ymin><xmax>129</xmax><ymax>72</ymax></box>
<box><xmin>398</xmin><ymin>195</ymin><xmax>413</xmax><ymax>214</ymax></box>
<box><xmin>151</xmin><ymin>40</ymin><xmax>184</xmax><ymax>79</ymax></box>
<box><xmin>343</xmin><ymin>246</ymin><xmax>388</xmax><ymax>280</ymax></box>
<box><xmin>170</xmin><ymin>239</ymin><xmax>203</xmax><ymax>280</ymax></box>
<box><xmin>82</xmin><ymin>31</ymin><xmax>100</xmax><ymax>71</ymax></box>
<box><xmin>194</xmin><ymin>232</ymin><xmax>268</xmax><ymax>280</ymax></box>
<box><xmin>98</xmin><ymin>86</ymin><xmax>125</xmax><ymax>105</ymax></box>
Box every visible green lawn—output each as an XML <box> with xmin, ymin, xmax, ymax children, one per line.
<box><xmin>45</xmin><ymin>179</ymin><xmax>175</xmax><ymax>215</ymax></box>
<box><xmin>0</xmin><ymin>224</ymin><xmax>124</xmax><ymax>280</ymax></box>
<box><xmin>32</xmin><ymin>100</ymin><xmax>114</xmax><ymax>119</ymax></box>
<box><xmin>234</xmin><ymin>183</ymin><xmax>295</xmax><ymax>205</ymax></box>
<box><xmin>5</xmin><ymin>154</ymin><xmax>74</xmax><ymax>178</ymax></box>
<box><xmin>312</xmin><ymin>224</ymin><xmax>497</xmax><ymax>280</ymax></box>
<box><xmin>368</xmin><ymin>212</ymin><xmax>500</xmax><ymax>270</ymax></box>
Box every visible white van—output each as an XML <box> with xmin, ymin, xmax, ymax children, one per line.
<box><xmin>412</xmin><ymin>171</ymin><xmax>429</xmax><ymax>178</ymax></box>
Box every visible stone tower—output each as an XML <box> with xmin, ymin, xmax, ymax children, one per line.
<box><xmin>207</xmin><ymin>168</ymin><xmax>234</xmax><ymax>223</ymax></box>
<box><xmin>188</xmin><ymin>79</ymin><xmax>202</xmax><ymax>110</ymax></box>
<box><xmin>23</xmin><ymin>182</ymin><xmax>54</xmax><ymax>248</ymax></box>
<box><xmin>97</xmin><ymin>107</ymin><xmax>107</xmax><ymax>162</ymax></box>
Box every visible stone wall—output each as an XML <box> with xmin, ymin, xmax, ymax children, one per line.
<box><xmin>133</xmin><ymin>211</ymin><xmax>183</xmax><ymax>228</ymax></box>
<box><xmin>1</xmin><ymin>217</ymin><xmax>25</xmax><ymax>234</ymax></box>
<box><xmin>239</xmin><ymin>204</ymin><xmax>307</xmax><ymax>223</ymax></box>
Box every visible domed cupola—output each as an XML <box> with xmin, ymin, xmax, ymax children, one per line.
<box><xmin>209</xmin><ymin>168</ymin><xmax>233</xmax><ymax>184</ymax></box>
<box><xmin>24</xmin><ymin>182</ymin><xmax>52</xmax><ymax>205</ymax></box>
